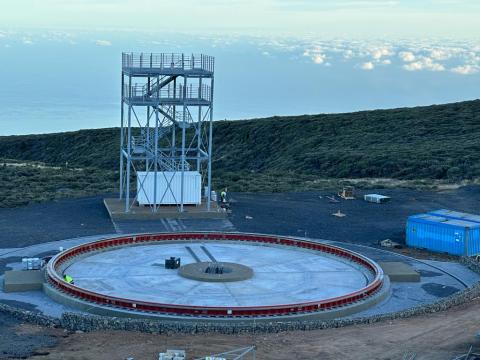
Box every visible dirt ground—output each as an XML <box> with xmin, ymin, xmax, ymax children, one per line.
<box><xmin>16</xmin><ymin>297</ymin><xmax>480</xmax><ymax>360</ymax></box>
<box><xmin>3</xmin><ymin>185</ymin><xmax>480</xmax><ymax>249</ymax></box>
<box><xmin>2</xmin><ymin>187</ymin><xmax>480</xmax><ymax>359</ymax></box>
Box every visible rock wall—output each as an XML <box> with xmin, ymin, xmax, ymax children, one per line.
<box><xmin>58</xmin><ymin>282</ymin><xmax>480</xmax><ymax>334</ymax></box>
<box><xmin>0</xmin><ymin>302</ymin><xmax>59</xmax><ymax>328</ymax></box>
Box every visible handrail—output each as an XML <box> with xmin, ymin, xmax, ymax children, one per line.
<box><xmin>122</xmin><ymin>53</ymin><xmax>214</xmax><ymax>73</ymax></box>
<box><xmin>123</xmin><ymin>83</ymin><xmax>212</xmax><ymax>102</ymax></box>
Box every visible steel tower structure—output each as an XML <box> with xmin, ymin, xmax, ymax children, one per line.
<box><xmin>120</xmin><ymin>52</ymin><xmax>214</xmax><ymax>212</ymax></box>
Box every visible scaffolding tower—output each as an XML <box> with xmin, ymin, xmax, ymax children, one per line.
<box><xmin>120</xmin><ymin>52</ymin><xmax>215</xmax><ymax>213</ymax></box>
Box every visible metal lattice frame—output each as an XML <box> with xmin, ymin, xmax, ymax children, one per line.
<box><xmin>120</xmin><ymin>53</ymin><xmax>215</xmax><ymax>212</ymax></box>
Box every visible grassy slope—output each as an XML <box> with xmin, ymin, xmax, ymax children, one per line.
<box><xmin>213</xmin><ymin>100</ymin><xmax>480</xmax><ymax>179</ymax></box>
<box><xmin>0</xmin><ymin>99</ymin><xmax>479</xmax><ymax>205</ymax></box>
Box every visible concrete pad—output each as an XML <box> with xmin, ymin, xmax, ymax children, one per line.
<box><xmin>3</xmin><ymin>270</ymin><xmax>45</xmax><ymax>292</ymax></box>
<box><xmin>104</xmin><ymin>198</ymin><xmax>227</xmax><ymax>220</ymax></box>
<box><xmin>64</xmin><ymin>242</ymin><xmax>374</xmax><ymax>307</ymax></box>
<box><xmin>378</xmin><ymin>261</ymin><xmax>420</xmax><ymax>282</ymax></box>
<box><xmin>6</xmin><ymin>233</ymin><xmax>479</xmax><ymax>321</ymax></box>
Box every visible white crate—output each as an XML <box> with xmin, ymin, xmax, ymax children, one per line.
<box><xmin>137</xmin><ymin>171</ymin><xmax>201</xmax><ymax>205</ymax></box>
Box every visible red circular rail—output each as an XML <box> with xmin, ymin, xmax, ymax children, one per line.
<box><xmin>46</xmin><ymin>232</ymin><xmax>385</xmax><ymax>318</ymax></box>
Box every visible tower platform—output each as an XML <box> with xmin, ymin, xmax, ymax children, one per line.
<box><xmin>104</xmin><ymin>198</ymin><xmax>227</xmax><ymax>220</ymax></box>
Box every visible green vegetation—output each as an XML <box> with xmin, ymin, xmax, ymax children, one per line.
<box><xmin>0</xmin><ymin>99</ymin><xmax>479</xmax><ymax>207</ymax></box>
<box><xmin>0</xmin><ymin>161</ymin><xmax>116</xmax><ymax>207</ymax></box>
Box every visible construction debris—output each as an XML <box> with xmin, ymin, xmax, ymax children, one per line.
<box><xmin>159</xmin><ymin>349</ymin><xmax>186</xmax><ymax>360</ymax></box>
<box><xmin>379</xmin><ymin>239</ymin><xmax>402</xmax><ymax>248</ymax></box>
<box><xmin>195</xmin><ymin>346</ymin><xmax>256</xmax><ymax>360</ymax></box>
<box><xmin>364</xmin><ymin>194</ymin><xmax>391</xmax><ymax>204</ymax></box>
<box><xmin>451</xmin><ymin>345</ymin><xmax>480</xmax><ymax>360</ymax></box>
<box><xmin>22</xmin><ymin>257</ymin><xmax>43</xmax><ymax>270</ymax></box>
<box><xmin>332</xmin><ymin>210</ymin><xmax>346</xmax><ymax>218</ymax></box>
<box><xmin>338</xmin><ymin>186</ymin><xmax>355</xmax><ymax>200</ymax></box>
<box><xmin>402</xmin><ymin>352</ymin><xmax>416</xmax><ymax>360</ymax></box>
<box><xmin>326</xmin><ymin>195</ymin><xmax>339</xmax><ymax>203</ymax></box>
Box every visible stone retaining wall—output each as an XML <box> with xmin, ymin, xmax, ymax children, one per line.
<box><xmin>59</xmin><ymin>282</ymin><xmax>480</xmax><ymax>334</ymax></box>
<box><xmin>2</xmin><ymin>256</ymin><xmax>480</xmax><ymax>334</ymax></box>
<box><xmin>460</xmin><ymin>256</ymin><xmax>480</xmax><ymax>273</ymax></box>
<box><xmin>0</xmin><ymin>302</ymin><xmax>59</xmax><ymax>328</ymax></box>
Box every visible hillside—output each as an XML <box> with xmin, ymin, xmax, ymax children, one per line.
<box><xmin>0</xmin><ymin>99</ymin><xmax>479</xmax><ymax>206</ymax></box>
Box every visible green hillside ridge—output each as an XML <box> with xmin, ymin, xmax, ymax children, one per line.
<box><xmin>0</xmin><ymin>99</ymin><xmax>479</xmax><ymax>207</ymax></box>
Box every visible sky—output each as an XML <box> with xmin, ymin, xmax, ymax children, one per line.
<box><xmin>0</xmin><ymin>1</ymin><xmax>479</xmax><ymax>134</ymax></box>
<box><xmin>1</xmin><ymin>0</ymin><xmax>479</xmax><ymax>37</ymax></box>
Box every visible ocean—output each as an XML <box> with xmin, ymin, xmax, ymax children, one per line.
<box><xmin>0</xmin><ymin>30</ymin><xmax>478</xmax><ymax>135</ymax></box>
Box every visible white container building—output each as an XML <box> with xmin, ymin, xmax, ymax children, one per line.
<box><xmin>137</xmin><ymin>171</ymin><xmax>201</xmax><ymax>205</ymax></box>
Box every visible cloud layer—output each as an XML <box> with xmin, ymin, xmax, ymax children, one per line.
<box><xmin>1</xmin><ymin>29</ymin><xmax>479</xmax><ymax>76</ymax></box>
<box><xmin>286</xmin><ymin>37</ymin><xmax>480</xmax><ymax>75</ymax></box>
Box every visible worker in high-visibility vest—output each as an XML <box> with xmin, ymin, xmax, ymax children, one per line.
<box><xmin>64</xmin><ymin>274</ymin><xmax>74</xmax><ymax>285</ymax></box>
<box><xmin>220</xmin><ymin>188</ymin><xmax>227</xmax><ymax>203</ymax></box>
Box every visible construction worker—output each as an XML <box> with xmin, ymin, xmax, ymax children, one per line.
<box><xmin>220</xmin><ymin>188</ymin><xmax>227</xmax><ymax>203</ymax></box>
<box><xmin>63</xmin><ymin>274</ymin><xmax>74</xmax><ymax>285</ymax></box>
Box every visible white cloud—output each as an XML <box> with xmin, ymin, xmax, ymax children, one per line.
<box><xmin>403</xmin><ymin>61</ymin><xmax>423</xmax><ymax>71</ymax></box>
<box><xmin>430</xmin><ymin>49</ymin><xmax>451</xmax><ymax>61</ymax></box>
<box><xmin>22</xmin><ymin>37</ymin><xmax>33</xmax><ymax>45</ymax></box>
<box><xmin>451</xmin><ymin>64</ymin><xmax>479</xmax><ymax>75</ymax></box>
<box><xmin>302</xmin><ymin>41</ymin><xmax>338</xmax><ymax>66</ymax></box>
<box><xmin>313</xmin><ymin>54</ymin><xmax>326</xmax><ymax>64</ymax></box>
<box><xmin>382</xmin><ymin>59</ymin><xmax>392</xmax><ymax>65</ymax></box>
<box><xmin>403</xmin><ymin>57</ymin><xmax>445</xmax><ymax>72</ymax></box>
<box><xmin>343</xmin><ymin>49</ymin><xmax>354</xmax><ymax>59</ymax></box>
<box><xmin>399</xmin><ymin>51</ymin><xmax>415</xmax><ymax>62</ymax></box>
<box><xmin>371</xmin><ymin>47</ymin><xmax>392</xmax><ymax>60</ymax></box>
<box><xmin>428</xmin><ymin>63</ymin><xmax>445</xmax><ymax>72</ymax></box>
<box><xmin>361</xmin><ymin>61</ymin><xmax>374</xmax><ymax>70</ymax></box>
<box><xmin>95</xmin><ymin>39</ymin><xmax>112</xmax><ymax>46</ymax></box>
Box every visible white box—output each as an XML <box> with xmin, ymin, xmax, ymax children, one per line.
<box><xmin>137</xmin><ymin>171</ymin><xmax>201</xmax><ymax>205</ymax></box>
<box><xmin>364</xmin><ymin>194</ymin><xmax>391</xmax><ymax>204</ymax></box>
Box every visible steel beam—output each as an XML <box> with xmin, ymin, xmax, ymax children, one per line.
<box><xmin>207</xmin><ymin>76</ymin><xmax>214</xmax><ymax>211</ymax></box>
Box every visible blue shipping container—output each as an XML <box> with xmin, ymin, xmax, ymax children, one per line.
<box><xmin>406</xmin><ymin>214</ymin><xmax>480</xmax><ymax>256</ymax></box>
<box><xmin>428</xmin><ymin>209</ymin><xmax>480</xmax><ymax>224</ymax></box>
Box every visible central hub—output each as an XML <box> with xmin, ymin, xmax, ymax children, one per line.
<box><xmin>178</xmin><ymin>261</ymin><xmax>253</xmax><ymax>282</ymax></box>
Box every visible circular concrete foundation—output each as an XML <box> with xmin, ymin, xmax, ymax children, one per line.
<box><xmin>45</xmin><ymin>232</ymin><xmax>388</xmax><ymax>321</ymax></box>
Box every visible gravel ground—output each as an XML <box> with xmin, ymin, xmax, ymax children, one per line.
<box><xmin>228</xmin><ymin>186</ymin><xmax>480</xmax><ymax>246</ymax></box>
<box><xmin>1</xmin><ymin>186</ymin><xmax>479</xmax><ymax>249</ymax></box>
<box><xmin>0</xmin><ymin>310</ymin><xmax>57</xmax><ymax>359</ymax></box>
<box><xmin>0</xmin><ymin>187</ymin><xmax>479</xmax><ymax>358</ymax></box>
<box><xmin>24</xmin><ymin>298</ymin><xmax>480</xmax><ymax>360</ymax></box>
<box><xmin>0</xmin><ymin>196</ymin><xmax>115</xmax><ymax>249</ymax></box>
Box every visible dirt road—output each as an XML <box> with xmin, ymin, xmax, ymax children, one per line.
<box><xmin>19</xmin><ymin>297</ymin><xmax>480</xmax><ymax>360</ymax></box>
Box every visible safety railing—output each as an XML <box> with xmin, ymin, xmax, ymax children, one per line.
<box><xmin>123</xmin><ymin>83</ymin><xmax>212</xmax><ymax>103</ymax></box>
<box><xmin>122</xmin><ymin>53</ymin><xmax>215</xmax><ymax>73</ymax></box>
<box><xmin>157</xmin><ymin>104</ymin><xmax>194</xmax><ymax>123</ymax></box>
<box><xmin>46</xmin><ymin>232</ymin><xmax>385</xmax><ymax>319</ymax></box>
